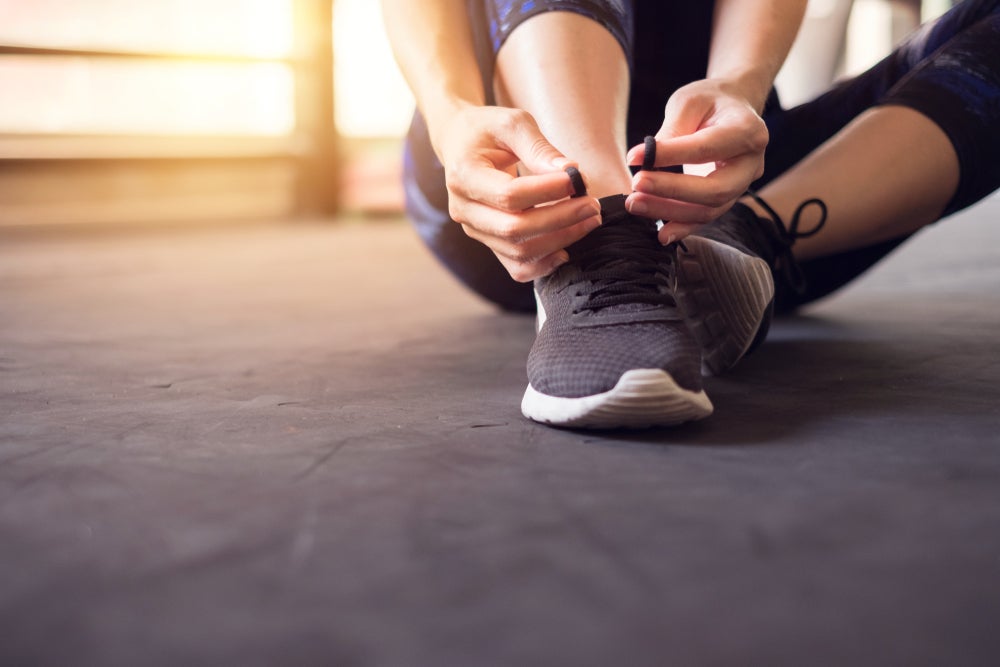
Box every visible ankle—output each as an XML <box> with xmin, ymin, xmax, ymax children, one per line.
<box><xmin>557</xmin><ymin>147</ymin><xmax>632</xmax><ymax>199</ymax></box>
<box><xmin>579</xmin><ymin>167</ymin><xmax>633</xmax><ymax>199</ymax></box>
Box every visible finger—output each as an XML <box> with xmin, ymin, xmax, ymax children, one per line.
<box><xmin>497</xmin><ymin>249</ymin><xmax>571</xmax><ymax>283</ymax></box>
<box><xmin>657</xmin><ymin>221</ymin><xmax>703</xmax><ymax>245</ymax></box>
<box><xmin>625</xmin><ymin>191</ymin><xmax>730</xmax><ymax>226</ymax></box>
<box><xmin>465</xmin><ymin>215</ymin><xmax>602</xmax><ymax>282</ymax></box>
<box><xmin>631</xmin><ymin>154</ymin><xmax>762</xmax><ymax>207</ymax></box>
<box><xmin>453</xmin><ymin>194</ymin><xmax>600</xmax><ymax>242</ymax></box>
<box><xmin>453</xmin><ymin>162</ymin><xmax>586</xmax><ymax>212</ymax></box>
<box><xmin>490</xmin><ymin>109</ymin><xmax>573</xmax><ymax>175</ymax></box>
<box><xmin>627</xmin><ymin>123</ymin><xmax>766</xmax><ymax>168</ymax></box>
<box><xmin>622</xmin><ymin>92</ymin><xmax>713</xmax><ymax>170</ymax></box>
<box><xmin>461</xmin><ymin>209</ymin><xmax>601</xmax><ymax>262</ymax></box>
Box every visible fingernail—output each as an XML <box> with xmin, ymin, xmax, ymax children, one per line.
<box><xmin>583</xmin><ymin>214</ymin><xmax>602</xmax><ymax>231</ymax></box>
<box><xmin>553</xmin><ymin>251</ymin><xmax>570</xmax><ymax>268</ymax></box>
<box><xmin>661</xmin><ymin>234</ymin><xmax>677</xmax><ymax>246</ymax></box>
<box><xmin>627</xmin><ymin>199</ymin><xmax>647</xmax><ymax>216</ymax></box>
<box><xmin>577</xmin><ymin>199</ymin><xmax>601</xmax><ymax>218</ymax></box>
<box><xmin>551</xmin><ymin>157</ymin><xmax>572</xmax><ymax>170</ymax></box>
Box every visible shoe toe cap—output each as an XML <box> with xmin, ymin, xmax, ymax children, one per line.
<box><xmin>526</xmin><ymin>322</ymin><xmax>702</xmax><ymax>398</ymax></box>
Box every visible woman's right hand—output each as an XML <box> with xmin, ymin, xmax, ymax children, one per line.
<box><xmin>434</xmin><ymin>104</ymin><xmax>603</xmax><ymax>282</ymax></box>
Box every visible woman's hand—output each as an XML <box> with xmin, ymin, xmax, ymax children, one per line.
<box><xmin>436</xmin><ymin>104</ymin><xmax>602</xmax><ymax>282</ymax></box>
<box><xmin>624</xmin><ymin>79</ymin><xmax>769</xmax><ymax>244</ymax></box>
<box><xmin>382</xmin><ymin>2</ymin><xmax>602</xmax><ymax>281</ymax></box>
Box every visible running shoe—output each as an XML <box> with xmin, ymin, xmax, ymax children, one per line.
<box><xmin>521</xmin><ymin>193</ymin><xmax>712</xmax><ymax>429</ymax></box>
<box><xmin>630</xmin><ymin>128</ymin><xmax>830</xmax><ymax>376</ymax></box>
<box><xmin>673</xmin><ymin>194</ymin><xmax>827</xmax><ymax>375</ymax></box>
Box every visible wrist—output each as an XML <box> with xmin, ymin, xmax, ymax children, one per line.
<box><xmin>423</xmin><ymin>96</ymin><xmax>482</xmax><ymax>162</ymax></box>
<box><xmin>709</xmin><ymin>70</ymin><xmax>773</xmax><ymax>113</ymax></box>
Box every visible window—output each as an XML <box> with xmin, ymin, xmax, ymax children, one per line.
<box><xmin>0</xmin><ymin>0</ymin><xmax>337</xmax><ymax>227</ymax></box>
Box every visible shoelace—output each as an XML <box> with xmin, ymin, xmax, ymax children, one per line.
<box><xmin>636</xmin><ymin>134</ymin><xmax>828</xmax><ymax>295</ymax></box>
<box><xmin>744</xmin><ymin>189</ymin><xmax>828</xmax><ymax>295</ymax></box>
<box><xmin>562</xmin><ymin>161</ymin><xmax>677</xmax><ymax>315</ymax></box>
<box><xmin>569</xmin><ymin>222</ymin><xmax>676</xmax><ymax>314</ymax></box>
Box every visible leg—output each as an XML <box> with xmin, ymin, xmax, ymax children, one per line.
<box><xmin>491</xmin><ymin>3</ymin><xmax>719</xmax><ymax>191</ymax></box>
<box><xmin>401</xmin><ymin>0</ymin><xmax>640</xmax><ymax>312</ymax></box>
<box><xmin>758</xmin><ymin>0</ymin><xmax>1000</xmax><ymax>308</ymax></box>
<box><xmin>676</xmin><ymin>105</ymin><xmax>962</xmax><ymax>372</ymax></box>
<box><xmin>751</xmin><ymin>104</ymin><xmax>959</xmax><ymax>262</ymax></box>
<box><xmin>493</xmin><ymin>11</ymin><xmax>632</xmax><ymax>198</ymax></box>
<box><xmin>676</xmin><ymin>1</ymin><xmax>1000</xmax><ymax>372</ymax></box>
<box><xmin>486</xmin><ymin>4</ymin><xmax>730</xmax><ymax>427</ymax></box>
<box><xmin>491</xmin><ymin>6</ymin><xmax>711</xmax><ymax>426</ymax></box>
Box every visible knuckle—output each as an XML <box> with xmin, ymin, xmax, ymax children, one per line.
<box><xmin>494</xmin><ymin>184</ymin><xmax>519</xmax><ymax>211</ymax></box>
<box><xmin>458</xmin><ymin>221</ymin><xmax>476</xmax><ymax>238</ymax></box>
<box><xmin>720</xmin><ymin>185</ymin><xmax>744</xmax><ymax>204</ymax></box>
<box><xmin>447</xmin><ymin>199</ymin><xmax>468</xmax><ymax>224</ymax></box>
<box><xmin>637</xmin><ymin>174</ymin><xmax>669</xmax><ymax>199</ymax></box>
<box><xmin>511</xmin><ymin>108</ymin><xmax>533</xmax><ymax>125</ymax></box>
<box><xmin>496</xmin><ymin>224</ymin><xmax>520</xmax><ymax>243</ymax></box>
<box><xmin>507</xmin><ymin>264</ymin><xmax>534</xmax><ymax>283</ymax></box>
<box><xmin>528</xmin><ymin>136</ymin><xmax>554</xmax><ymax>163</ymax></box>
<box><xmin>444</xmin><ymin>162</ymin><xmax>464</xmax><ymax>185</ymax></box>
<box><xmin>493</xmin><ymin>214</ymin><xmax>524</xmax><ymax>242</ymax></box>
<box><xmin>445</xmin><ymin>166</ymin><xmax>470</xmax><ymax>197</ymax></box>
<box><xmin>668</xmin><ymin>88</ymin><xmax>693</xmax><ymax>107</ymax></box>
<box><xmin>708</xmin><ymin>205</ymin><xmax>729</xmax><ymax>221</ymax></box>
<box><xmin>507</xmin><ymin>244</ymin><xmax>533</xmax><ymax>263</ymax></box>
<box><xmin>691</xmin><ymin>207</ymin><xmax>717</xmax><ymax>224</ymax></box>
<box><xmin>706</xmin><ymin>191</ymin><xmax>731</xmax><ymax>208</ymax></box>
<box><xmin>500</xmin><ymin>108</ymin><xmax>531</xmax><ymax>134</ymax></box>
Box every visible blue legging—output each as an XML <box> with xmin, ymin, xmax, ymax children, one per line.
<box><xmin>403</xmin><ymin>0</ymin><xmax>1000</xmax><ymax>313</ymax></box>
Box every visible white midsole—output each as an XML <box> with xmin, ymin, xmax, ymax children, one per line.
<box><xmin>521</xmin><ymin>368</ymin><xmax>713</xmax><ymax>428</ymax></box>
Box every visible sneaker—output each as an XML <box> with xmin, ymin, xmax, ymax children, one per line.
<box><xmin>521</xmin><ymin>194</ymin><xmax>713</xmax><ymax>429</ymax></box>
<box><xmin>673</xmin><ymin>194</ymin><xmax>827</xmax><ymax>375</ymax></box>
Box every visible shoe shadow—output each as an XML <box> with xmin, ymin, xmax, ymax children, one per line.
<box><xmin>598</xmin><ymin>312</ymin><xmax>979</xmax><ymax>447</ymax></box>
<box><xmin>362</xmin><ymin>308</ymin><xmax>984</xmax><ymax>448</ymax></box>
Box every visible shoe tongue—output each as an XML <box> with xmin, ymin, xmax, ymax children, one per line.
<box><xmin>599</xmin><ymin>193</ymin><xmax>629</xmax><ymax>223</ymax></box>
<box><xmin>564</xmin><ymin>194</ymin><xmax>672</xmax><ymax>315</ymax></box>
<box><xmin>567</xmin><ymin>194</ymin><xmax>656</xmax><ymax>256</ymax></box>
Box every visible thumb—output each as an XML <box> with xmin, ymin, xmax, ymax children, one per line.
<box><xmin>495</xmin><ymin>111</ymin><xmax>572</xmax><ymax>174</ymax></box>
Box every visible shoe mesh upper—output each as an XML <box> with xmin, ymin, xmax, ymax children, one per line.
<box><xmin>527</xmin><ymin>320</ymin><xmax>701</xmax><ymax>398</ymax></box>
<box><xmin>527</xmin><ymin>195</ymin><xmax>702</xmax><ymax>398</ymax></box>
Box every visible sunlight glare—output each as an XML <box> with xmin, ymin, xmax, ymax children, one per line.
<box><xmin>0</xmin><ymin>0</ymin><xmax>293</xmax><ymax>58</ymax></box>
<box><xmin>333</xmin><ymin>0</ymin><xmax>414</xmax><ymax>137</ymax></box>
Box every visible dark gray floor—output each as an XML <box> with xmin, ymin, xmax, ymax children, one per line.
<box><xmin>2</xmin><ymin>197</ymin><xmax>999</xmax><ymax>666</ymax></box>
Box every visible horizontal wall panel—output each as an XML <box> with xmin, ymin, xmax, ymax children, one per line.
<box><xmin>0</xmin><ymin>58</ymin><xmax>294</xmax><ymax>136</ymax></box>
<box><xmin>0</xmin><ymin>0</ymin><xmax>293</xmax><ymax>58</ymax></box>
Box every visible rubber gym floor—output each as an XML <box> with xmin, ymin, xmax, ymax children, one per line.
<box><xmin>2</xmin><ymin>196</ymin><xmax>998</xmax><ymax>666</ymax></box>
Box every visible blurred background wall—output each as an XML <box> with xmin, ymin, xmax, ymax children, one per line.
<box><xmin>0</xmin><ymin>0</ymin><xmax>956</xmax><ymax>230</ymax></box>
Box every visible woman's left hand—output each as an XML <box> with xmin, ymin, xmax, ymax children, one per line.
<box><xmin>625</xmin><ymin>78</ymin><xmax>769</xmax><ymax>244</ymax></box>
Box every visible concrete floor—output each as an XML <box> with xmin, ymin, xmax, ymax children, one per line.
<box><xmin>2</xmin><ymin>197</ymin><xmax>999</xmax><ymax>666</ymax></box>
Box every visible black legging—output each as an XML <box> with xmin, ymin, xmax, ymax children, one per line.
<box><xmin>402</xmin><ymin>0</ymin><xmax>1000</xmax><ymax>313</ymax></box>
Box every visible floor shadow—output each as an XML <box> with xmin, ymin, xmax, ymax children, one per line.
<box><xmin>321</xmin><ymin>308</ymin><xmax>997</xmax><ymax>449</ymax></box>
<box><xmin>561</xmin><ymin>312</ymin><xmax>997</xmax><ymax>447</ymax></box>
